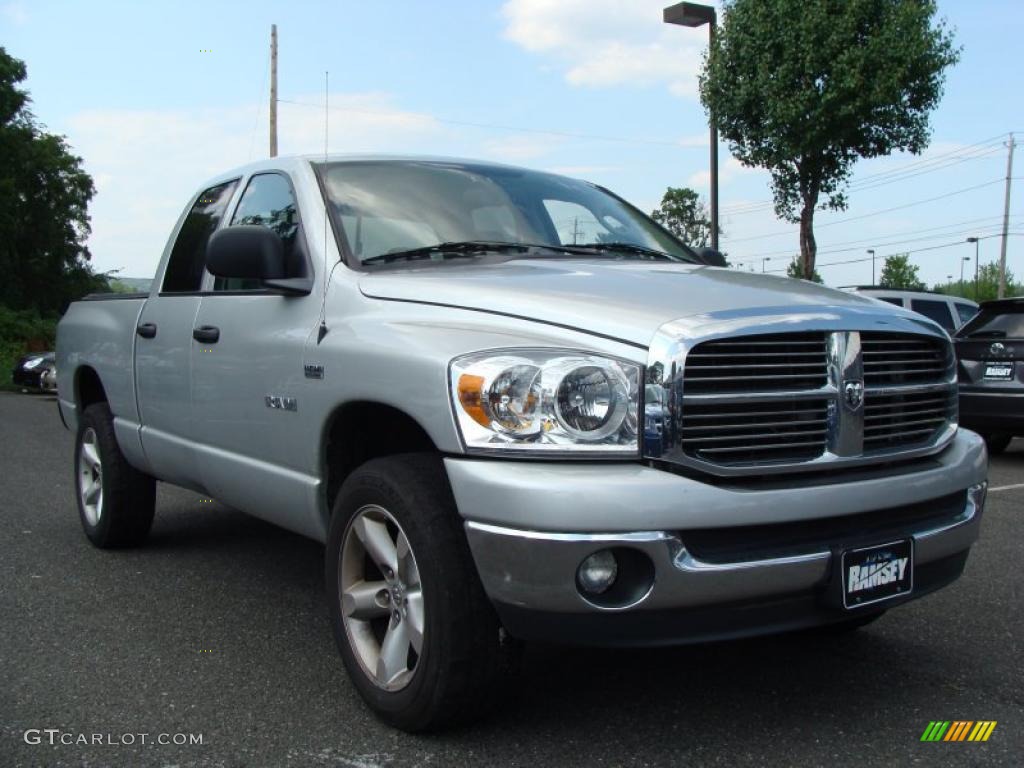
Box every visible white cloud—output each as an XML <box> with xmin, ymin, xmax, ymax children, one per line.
<box><xmin>688</xmin><ymin>156</ymin><xmax>761</xmax><ymax>189</ymax></box>
<box><xmin>64</xmin><ymin>93</ymin><xmax>450</xmax><ymax>277</ymax></box>
<box><xmin>500</xmin><ymin>0</ymin><xmax>710</xmax><ymax>98</ymax></box>
<box><xmin>482</xmin><ymin>133</ymin><xmax>565</xmax><ymax>161</ymax></box>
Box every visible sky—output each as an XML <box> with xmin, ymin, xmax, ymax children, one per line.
<box><xmin>3</xmin><ymin>0</ymin><xmax>1022</xmax><ymax>289</ymax></box>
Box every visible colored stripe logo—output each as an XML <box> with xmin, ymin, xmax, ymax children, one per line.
<box><xmin>920</xmin><ymin>721</ymin><xmax>997</xmax><ymax>742</ymax></box>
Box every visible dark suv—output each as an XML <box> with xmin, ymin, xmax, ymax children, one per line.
<box><xmin>955</xmin><ymin>297</ymin><xmax>1024</xmax><ymax>454</ymax></box>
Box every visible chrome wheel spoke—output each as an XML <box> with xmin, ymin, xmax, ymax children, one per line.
<box><xmin>342</xmin><ymin>580</ymin><xmax>390</xmax><ymax>621</ymax></box>
<box><xmin>353</xmin><ymin>516</ymin><xmax>398</xmax><ymax>576</ymax></box>
<box><xmin>397</xmin><ymin>532</ymin><xmax>420</xmax><ymax>588</ymax></box>
<box><xmin>81</xmin><ymin>441</ymin><xmax>101</xmax><ymax>471</ymax></box>
<box><xmin>83</xmin><ymin>479</ymin><xmax>101</xmax><ymax>506</ymax></box>
<box><xmin>376</xmin><ymin>618</ymin><xmax>411</xmax><ymax>686</ymax></box>
<box><xmin>406</xmin><ymin>588</ymin><xmax>424</xmax><ymax>654</ymax></box>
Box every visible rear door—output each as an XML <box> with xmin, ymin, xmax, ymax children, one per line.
<box><xmin>135</xmin><ymin>179</ymin><xmax>238</xmax><ymax>489</ymax></box>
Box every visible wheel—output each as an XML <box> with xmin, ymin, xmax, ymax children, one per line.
<box><xmin>75</xmin><ymin>402</ymin><xmax>156</xmax><ymax>548</ymax></box>
<box><xmin>982</xmin><ymin>433</ymin><xmax>1012</xmax><ymax>455</ymax></box>
<box><xmin>326</xmin><ymin>453</ymin><xmax>518</xmax><ymax>732</ymax></box>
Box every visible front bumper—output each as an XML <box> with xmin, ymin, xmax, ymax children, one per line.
<box><xmin>446</xmin><ymin>429</ymin><xmax>988</xmax><ymax>645</ymax></box>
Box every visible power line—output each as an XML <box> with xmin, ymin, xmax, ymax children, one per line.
<box><xmin>722</xmin><ymin>179</ymin><xmax>1008</xmax><ymax>244</ymax></box>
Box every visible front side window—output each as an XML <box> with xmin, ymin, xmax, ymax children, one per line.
<box><xmin>162</xmin><ymin>180</ymin><xmax>238</xmax><ymax>293</ymax></box>
<box><xmin>214</xmin><ymin>173</ymin><xmax>301</xmax><ymax>291</ymax></box>
<box><xmin>315</xmin><ymin>161</ymin><xmax>697</xmax><ymax>265</ymax></box>
<box><xmin>910</xmin><ymin>298</ymin><xmax>955</xmax><ymax>330</ymax></box>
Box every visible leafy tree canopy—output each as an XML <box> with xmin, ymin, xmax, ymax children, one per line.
<box><xmin>700</xmin><ymin>0</ymin><xmax>959</xmax><ymax>280</ymax></box>
<box><xmin>651</xmin><ymin>187</ymin><xmax>719</xmax><ymax>248</ymax></box>
<box><xmin>0</xmin><ymin>47</ymin><xmax>104</xmax><ymax>315</ymax></box>
<box><xmin>879</xmin><ymin>253</ymin><xmax>925</xmax><ymax>290</ymax></box>
<box><xmin>933</xmin><ymin>263</ymin><xmax>1023</xmax><ymax>303</ymax></box>
<box><xmin>785</xmin><ymin>256</ymin><xmax>822</xmax><ymax>283</ymax></box>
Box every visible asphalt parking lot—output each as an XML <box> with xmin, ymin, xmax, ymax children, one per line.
<box><xmin>1</xmin><ymin>391</ymin><xmax>1021</xmax><ymax>767</ymax></box>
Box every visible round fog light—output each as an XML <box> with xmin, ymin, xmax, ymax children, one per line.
<box><xmin>577</xmin><ymin>550</ymin><xmax>618</xmax><ymax>595</ymax></box>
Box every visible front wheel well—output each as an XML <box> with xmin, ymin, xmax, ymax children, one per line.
<box><xmin>323</xmin><ymin>402</ymin><xmax>438</xmax><ymax>518</ymax></box>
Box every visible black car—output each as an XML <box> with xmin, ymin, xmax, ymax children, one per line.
<box><xmin>11</xmin><ymin>351</ymin><xmax>56</xmax><ymax>393</ymax></box>
<box><xmin>955</xmin><ymin>298</ymin><xmax>1024</xmax><ymax>454</ymax></box>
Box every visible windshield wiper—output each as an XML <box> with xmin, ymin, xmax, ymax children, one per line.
<box><xmin>362</xmin><ymin>241</ymin><xmax>530</xmax><ymax>265</ymax></box>
<box><xmin>570</xmin><ymin>242</ymin><xmax>679</xmax><ymax>261</ymax></box>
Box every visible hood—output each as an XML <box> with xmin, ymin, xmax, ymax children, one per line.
<box><xmin>359</xmin><ymin>259</ymin><xmax>902</xmax><ymax>347</ymax></box>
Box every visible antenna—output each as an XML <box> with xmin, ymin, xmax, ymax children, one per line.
<box><xmin>317</xmin><ymin>71</ymin><xmax>330</xmax><ymax>344</ymax></box>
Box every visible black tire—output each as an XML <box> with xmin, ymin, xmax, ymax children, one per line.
<box><xmin>326</xmin><ymin>453</ymin><xmax>518</xmax><ymax>732</ymax></box>
<box><xmin>74</xmin><ymin>402</ymin><xmax>156</xmax><ymax>548</ymax></box>
<box><xmin>982</xmin><ymin>432</ymin><xmax>1013</xmax><ymax>455</ymax></box>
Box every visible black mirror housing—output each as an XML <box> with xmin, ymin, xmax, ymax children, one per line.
<box><xmin>696</xmin><ymin>247</ymin><xmax>727</xmax><ymax>267</ymax></box>
<box><xmin>207</xmin><ymin>225</ymin><xmax>287</xmax><ymax>280</ymax></box>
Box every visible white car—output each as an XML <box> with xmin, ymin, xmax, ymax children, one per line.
<box><xmin>841</xmin><ymin>288</ymin><xmax>978</xmax><ymax>332</ymax></box>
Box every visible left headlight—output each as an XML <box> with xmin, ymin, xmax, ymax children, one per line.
<box><xmin>450</xmin><ymin>350</ymin><xmax>640</xmax><ymax>455</ymax></box>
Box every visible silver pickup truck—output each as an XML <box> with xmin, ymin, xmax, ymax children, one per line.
<box><xmin>57</xmin><ymin>156</ymin><xmax>988</xmax><ymax>731</ymax></box>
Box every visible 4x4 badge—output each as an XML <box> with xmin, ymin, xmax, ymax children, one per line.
<box><xmin>843</xmin><ymin>380</ymin><xmax>864</xmax><ymax>410</ymax></box>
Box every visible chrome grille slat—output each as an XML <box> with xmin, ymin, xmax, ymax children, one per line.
<box><xmin>671</xmin><ymin>330</ymin><xmax>954</xmax><ymax>470</ymax></box>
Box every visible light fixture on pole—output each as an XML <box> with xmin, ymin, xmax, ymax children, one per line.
<box><xmin>664</xmin><ymin>2</ymin><xmax>718</xmax><ymax>252</ymax></box>
<box><xmin>966</xmin><ymin>236</ymin><xmax>980</xmax><ymax>299</ymax></box>
<box><xmin>867</xmin><ymin>249</ymin><xmax>876</xmax><ymax>284</ymax></box>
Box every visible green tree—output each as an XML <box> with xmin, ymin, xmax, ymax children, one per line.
<box><xmin>933</xmin><ymin>263</ymin><xmax>1023</xmax><ymax>303</ymax></box>
<box><xmin>0</xmin><ymin>47</ymin><xmax>103</xmax><ymax>315</ymax></box>
<box><xmin>699</xmin><ymin>0</ymin><xmax>959</xmax><ymax>280</ymax></box>
<box><xmin>785</xmin><ymin>256</ymin><xmax>822</xmax><ymax>283</ymax></box>
<box><xmin>651</xmin><ymin>187</ymin><xmax>719</xmax><ymax>248</ymax></box>
<box><xmin>879</xmin><ymin>253</ymin><xmax>925</xmax><ymax>290</ymax></box>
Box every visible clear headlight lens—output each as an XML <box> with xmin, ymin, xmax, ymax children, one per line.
<box><xmin>451</xmin><ymin>350</ymin><xmax>640</xmax><ymax>454</ymax></box>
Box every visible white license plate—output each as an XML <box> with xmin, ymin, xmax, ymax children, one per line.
<box><xmin>984</xmin><ymin>363</ymin><xmax>1014</xmax><ymax>380</ymax></box>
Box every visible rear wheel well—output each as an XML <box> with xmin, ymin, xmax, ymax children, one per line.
<box><xmin>76</xmin><ymin>366</ymin><xmax>107</xmax><ymax>409</ymax></box>
<box><xmin>323</xmin><ymin>402</ymin><xmax>438</xmax><ymax>519</ymax></box>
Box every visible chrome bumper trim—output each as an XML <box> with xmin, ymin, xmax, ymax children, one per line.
<box><xmin>464</xmin><ymin>482</ymin><xmax>986</xmax><ymax>614</ymax></box>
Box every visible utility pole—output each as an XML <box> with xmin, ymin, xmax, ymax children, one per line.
<box><xmin>269</xmin><ymin>24</ymin><xmax>278</xmax><ymax>158</ymax></box>
<box><xmin>998</xmin><ymin>133</ymin><xmax>1015</xmax><ymax>298</ymax></box>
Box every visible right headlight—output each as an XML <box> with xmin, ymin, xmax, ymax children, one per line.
<box><xmin>450</xmin><ymin>350</ymin><xmax>640</xmax><ymax>455</ymax></box>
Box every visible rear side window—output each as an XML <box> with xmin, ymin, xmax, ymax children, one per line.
<box><xmin>959</xmin><ymin>309</ymin><xmax>1024</xmax><ymax>338</ymax></box>
<box><xmin>215</xmin><ymin>173</ymin><xmax>302</xmax><ymax>291</ymax></box>
<box><xmin>162</xmin><ymin>180</ymin><xmax>238</xmax><ymax>293</ymax></box>
<box><xmin>910</xmin><ymin>298</ymin><xmax>955</xmax><ymax>330</ymax></box>
<box><xmin>955</xmin><ymin>303</ymin><xmax>978</xmax><ymax>325</ymax></box>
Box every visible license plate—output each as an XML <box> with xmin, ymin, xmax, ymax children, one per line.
<box><xmin>842</xmin><ymin>539</ymin><xmax>913</xmax><ymax>609</ymax></box>
<box><xmin>984</xmin><ymin>363</ymin><xmax>1014</xmax><ymax>380</ymax></box>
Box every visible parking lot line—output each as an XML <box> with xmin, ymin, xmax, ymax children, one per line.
<box><xmin>988</xmin><ymin>483</ymin><xmax>1024</xmax><ymax>493</ymax></box>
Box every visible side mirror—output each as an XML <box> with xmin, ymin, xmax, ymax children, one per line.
<box><xmin>207</xmin><ymin>225</ymin><xmax>287</xmax><ymax>280</ymax></box>
<box><xmin>695</xmin><ymin>247</ymin><xmax>727</xmax><ymax>267</ymax></box>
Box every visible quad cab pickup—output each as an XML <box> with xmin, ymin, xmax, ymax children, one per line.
<box><xmin>57</xmin><ymin>156</ymin><xmax>988</xmax><ymax>731</ymax></box>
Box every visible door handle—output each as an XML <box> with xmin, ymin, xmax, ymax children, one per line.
<box><xmin>192</xmin><ymin>325</ymin><xmax>220</xmax><ymax>344</ymax></box>
<box><xmin>136</xmin><ymin>322</ymin><xmax>158</xmax><ymax>339</ymax></box>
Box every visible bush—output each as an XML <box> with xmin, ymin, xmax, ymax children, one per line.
<box><xmin>0</xmin><ymin>305</ymin><xmax>57</xmax><ymax>389</ymax></box>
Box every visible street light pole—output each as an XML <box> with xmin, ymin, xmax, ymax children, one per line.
<box><xmin>664</xmin><ymin>2</ymin><xmax>718</xmax><ymax>252</ymax></box>
<box><xmin>967</xmin><ymin>237</ymin><xmax>979</xmax><ymax>299</ymax></box>
<box><xmin>762</xmin><ymin>256</ymin><xmax>771</xmax><ymax>273</ymax></box>
<box><xmin>867</xmin><ymin>249</ymin><xmax>875</xmax><ymax>284</ymax></box>
<box><xmin>960</xmin><ymin>256</ymin><xmax>969</xmax><ymax>293</ymax></box>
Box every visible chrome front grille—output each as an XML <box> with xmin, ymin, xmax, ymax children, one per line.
<box><xmin>652</xmin><ymin>324</ymin><xmax>957</xmax><ymax>476</ymax></box>
<box><xmin>682</xmin><ymin>333</ymin><xmax>828</xmax><ymax>394</ymax></box>
<box><xmin>681</xmin><ymin>398</ymin><xmax>830</xmax><ymax>464</ymax></box>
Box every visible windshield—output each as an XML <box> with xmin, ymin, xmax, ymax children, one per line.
<box><xmin>314</xmin><ymin>160</ymin><xmax>697</xmax><ymax>265</ymax></box>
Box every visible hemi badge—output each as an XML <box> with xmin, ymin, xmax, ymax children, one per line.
<box><xmin>304</xmin><ymin>363</ymin><xmax>324</xmax><ymax>380</ymax></box>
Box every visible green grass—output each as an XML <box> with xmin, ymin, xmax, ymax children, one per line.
<box><xmin>0</xmin><ymin>305</ymin><xmax>57</xmax><ymax>391</ymax></box>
